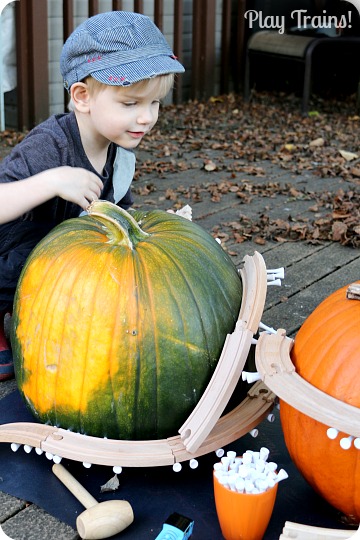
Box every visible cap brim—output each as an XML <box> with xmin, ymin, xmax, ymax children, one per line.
<box><xmin>90</xmin><ymin>55</ymin><xmax>185</xmax><ymax>86</ymax></box>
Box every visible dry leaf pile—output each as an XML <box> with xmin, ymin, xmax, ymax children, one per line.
<box><xmin>137</xmin><ymin>91</ymin><xmax>360</xmax><ymax>182</ymax></box>
<box><xmin>135</xmin><ymin>91</ymin><xmax>360</xmax><ymax>247</ymax></box>
<box><xmin>1</xmin><ymin>91</ymin><xmax>359</xmax><ymax>247</ymax></box>
<box><xmin>212</xmin><ymin>184</ymin><xmax>359</xmax><ymax>249</ymax></box>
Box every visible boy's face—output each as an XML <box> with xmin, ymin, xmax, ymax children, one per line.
<box><xmin>86</xmin><ymin>78</ymin><xmax>163</xmax><ymax>149</ymax></box>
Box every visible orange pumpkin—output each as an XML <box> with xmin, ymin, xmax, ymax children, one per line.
<box><xmin>280</xmin><ymin>281</ymin><xmax>360</xmax><ymax>522</ymax></box>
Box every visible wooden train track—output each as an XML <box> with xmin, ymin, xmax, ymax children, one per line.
<box><xmin>0</xmin><ymin>381</ymin><xmax>275</xmax><ymax>467</ymax></box>
<box><xmin>280</xmin><ymin>521</ymin><xmax>359</xmax><ymax>540</ymax></box>
<box><xmin>0</xmin><ymin>251</ymin><xmax>275</xmax><ymax>468</ymax></box>
<box><xmin>255</xmin><ymin>330</ymin><xmax>360</xmax><ymax>439</ymax></box>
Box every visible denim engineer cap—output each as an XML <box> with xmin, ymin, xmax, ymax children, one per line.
<box><xmin>60</xmin><ymin>11</ymin><xmax>185</xmax><ymax>91</ymax></box>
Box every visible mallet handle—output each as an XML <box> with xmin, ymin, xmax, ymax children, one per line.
<box><xmin>53</xmin><ymin>463</ymin><xmax>98</xmax><ymax>509</ymax></box>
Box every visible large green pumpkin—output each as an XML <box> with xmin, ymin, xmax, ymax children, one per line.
<box><xmin>12</xmin><ymin>201</ymin><xmax>242</xmax><ymax>440</ymax></box>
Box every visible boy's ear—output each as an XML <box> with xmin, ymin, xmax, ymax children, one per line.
<box><xmin>70</xmin><ymin>82</ymin><xmax>91</xmax><ymax>112</ymax></box>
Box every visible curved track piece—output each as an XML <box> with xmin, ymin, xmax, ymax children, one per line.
<box><xmin>238</xmin><ymin>251</ymin><xmax>268</xmax><ymax>333</ymax></box>
<box><xmin>179</xmin><ymin>251</ymin><xmax>267</xmax><ymax>452</ymax></box>
<box><xmin>255</xmin><ymin>330</ymin><xmax>360</xmax><ymax>438</ymax></box>
<box><xmin>171</xmin><ymin>382</ymin><xmax>275</xmax><ymax>462</ymax></box>
<box><xmin>178</xmin><ymin>322</ymin><xmax>253</xmax><ymax>453</ymax></box>
<box><xmin>280</xmin><ymin>521</ymin><xmax>358</xmax><ymax>539</ymax></box>
<box><xmin>0</xmin><ymin>423</ymin><xmax>56</xmax><ymax>448</ymax></box>
<box><xmin>0</xmin><ymin>382</ymin><xmax>275</xmax><ymax>467</ymax></box>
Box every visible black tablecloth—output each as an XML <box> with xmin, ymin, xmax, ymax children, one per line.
<box><xmin>0</xmin><ymin>390</ymin><xmax>353</xmax><ymax>539</ymax></box>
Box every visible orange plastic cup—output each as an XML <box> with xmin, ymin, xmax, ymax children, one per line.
<box><xmin>213</xmin><ymin>474</ymin><xmax>278</xmax><ymax>540</ymax></box>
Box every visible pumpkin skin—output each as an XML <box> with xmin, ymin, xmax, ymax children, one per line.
<box><xmin>11</xmin><ymin>201</ymin><xmax>243</xmax><ymax>440</ymax></box>
<box><xmin>280</xmin><ymin>282</ymin><xmax>360</xmax><ymax>521</ymax></box>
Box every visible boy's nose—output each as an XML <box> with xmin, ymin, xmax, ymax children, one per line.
<box><xmin>137</xmin><ymin>107</ymin><xmax>156</xmax><ymax>125</ymax></box>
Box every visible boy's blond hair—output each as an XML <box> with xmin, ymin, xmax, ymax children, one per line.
<box><xmin>68</xmin><ymin>73</ymin><xmax>175</xmax><ymax>111</ymax></box>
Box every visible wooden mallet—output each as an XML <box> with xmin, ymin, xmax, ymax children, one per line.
<box><xmin>52</xmin><ymin>464</ymin><xmax>134</xmax><ymax>540</ymax></box>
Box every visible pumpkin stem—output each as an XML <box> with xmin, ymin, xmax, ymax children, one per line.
<box><xmin>86</xmin><ymin>200</ymin><xmax>149</xmax><ymax>248</ymax></box>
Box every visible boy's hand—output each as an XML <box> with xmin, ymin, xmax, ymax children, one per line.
<box><xmin>53</xmin><ymin>167</ymin><xmax>103</xmax><ymax>210</ymax></box>
<box><xmin>0</xmin><ymin>166</ymin><xmax>104</xmax><ymax>225</ymax></box>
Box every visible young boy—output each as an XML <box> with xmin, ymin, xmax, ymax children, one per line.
<box><xmin>0</xmin><ymin>11</ymin><xmax>184</xmax><ymax>381</ymax></box>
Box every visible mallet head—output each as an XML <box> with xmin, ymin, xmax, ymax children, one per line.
<box><xmin>76</xmin><ymin>499</ymin><xmax>134</xmax><ymax>539</ymax></box>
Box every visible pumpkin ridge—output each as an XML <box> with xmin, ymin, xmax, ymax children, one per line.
<box><xmin>292</xmin><ymin>304</ymin><xmax>359</xmax><ymax>400</ymax></box>
<box><xmin>16</xmin><ymin>242</ymin><xmax>78</xmax><ymax>419</ymax></box>
<box><xmin>76</xmin><ymin>248</ymin><xmax>116</xmax><ymax>428</ymax></box>
<box><xmin>131</xmin><ymin>244</ymin><xmax>192</xmax><ymax>437</ymax></box>
<box><xmin>147</xmin><ymin>233</ymin><xmax>240</xmax><ymax>346</ymax></box>
<box><xmin>293</xmin><ymin>332</ymin><xmax>337</xmax><ymax>382</ymax></box>
<box><xmin>180</xmin><ymin>236</ymin><xmax>241</xmax><ymax>330</ymax></box>
<box><xmin>130</xmin><ymin>236</ymin><xmax>228</xmax><ymax>437</ymax></box>
<box><xmin>131</xmin><ymin>255</ymin><xmax>143</xmax><ymax>440</ymax></box>
<box><xmin>50</xmin><ymin>251</ymin><xmax>86</xmax><ymax>424</ymax></box>
<box><xmin>47</xmin><ymin>246</ymin><xmax>100</xmax><ymax>424</ymax></box>
<box><xmin>76</xmin><ymin>245</ymin><xmax>136</xmax><ymax>436</ymax></box>
<box><xmin>110</xmin><ymin>248</ymin><xmax>145</xmax><ymax>439</ymax></box>
<box><xmin>53</xmin><ymin>247</ymin><xmax>97</xmax><ymax>421</ymax></box>
<box><xmin>41</xmin><ymin>246</ymin><xmax>118</xmax><ymax>426</ymax></box>
<box><xmin>33</xmin><ymin>247</ymin><xmax>84</xmax><ymax>412</ymax></box>
<box><xmin>57</xmin><ymin>246</ymin><xmax>106</xmax><ymax>423</ymax></box>
<box><xmin>15</xmin><ymin>250</ymin><xmax>58</xmax><ymax>391</ymax></box>
<box><xmin>354</xmin><ymin>457</ymin><xmax>360</xmax><ymax>517</ymax></box>
<box><xmin>146</xmin><ymin>241</ymin><xmax>213</xmax><ymax>364</ymax></box>
<box><xmin>104</xmin><ymin>248</ymin><xmax>139</xmax><ymax>439</ymax></box>
<box><xmin>132</xmin><ymin>250</ymin><xmax>159</xmax><ymax>437</ymax></box>
<box><xmin>107</xmin><ymin>255</ymin><xmax>134</xmax><ymax>437</ymax></box>
<box><xmin>139</xmin><ymin>243</ymin><xmax>205</xmax><ymax>428</ymax></box>
<box><xmin>160</xmin><ymin>242</ymin><xmax>228</xmax><ymax>373</ymax></box>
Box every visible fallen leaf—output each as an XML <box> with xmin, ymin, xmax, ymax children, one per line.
<box><xmin>175</xmin><ymin>204</ymin><xmax>192</xmax><ymax>221</ymax></box>
<box><xmin>339</xmin><ymin>149</ymin><xmax>359</xmax><ymax>161</ymax></box>
<box><xmin>254</xmin><ymin>236</ymin><xmax>266</xmax><ymax>245</ymax></box>
<box><xmin>284</xmin><ymin>144</ymin><xmax>296</xmax><ymax>152</ymax></box>
<box><xmin>100</xmin><ymin>474</ymin><xmax>120</xmax><ymax>493</ymax></box>
<box><xmin>351</xmin><ymin>167</ymin><xmax>360</xmax><ymax>177</ymax></box>
<box><xmin>309</xmin><ymin>137</ymin><xmax>325</xmax><ymax>147</ymax></box>
<box><xmin>332</xmin><ymin>221</ymin><xmax>347</xmax><ymax>241</ymax></box>
<box><xmin>204</xmin><ymin>160</ymin><xmax>217</xmax><ymax>171</ymax></box>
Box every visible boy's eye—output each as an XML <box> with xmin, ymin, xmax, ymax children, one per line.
<box><xmin>121</xmin><ymin>99</ymin><xmax>161</xmax><ymax>107</ymax></box>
